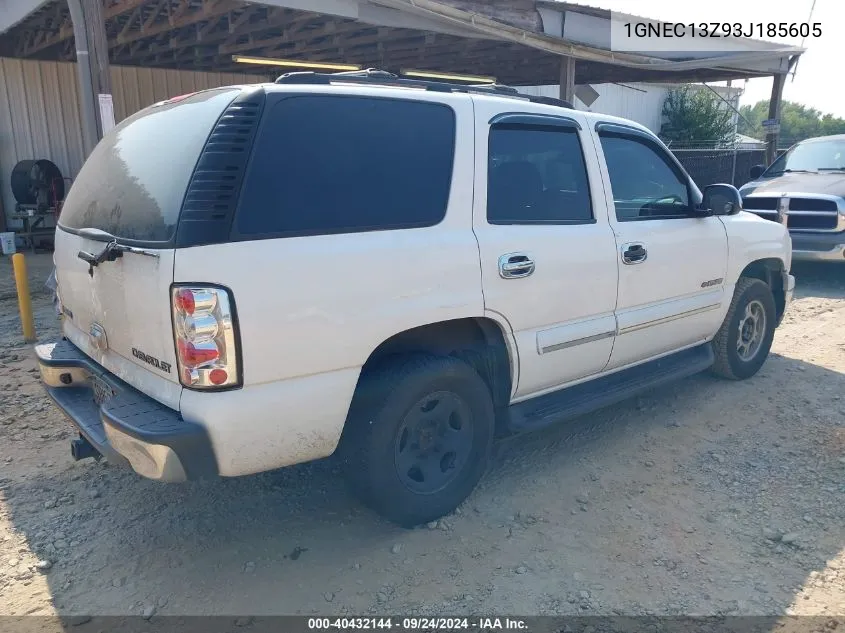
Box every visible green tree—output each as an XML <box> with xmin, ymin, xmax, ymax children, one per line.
<box><xmin>738</xmin><ymin>100</ymin><xmax>845</xmax><ymax>146</ymax></box>
<box><xmin>659</xmin><ymin>86</ymin><xmax>735</xmax><ymax>147</ymax></box>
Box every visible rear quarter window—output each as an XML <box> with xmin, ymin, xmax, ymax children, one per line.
<box><xmin>234</xmin><ymin>95</ymin><xmax>456</xmax><ymax>238</ymax></box>
<box><xmin>59</xmin><ymin>88</ymin><xmax>240</xmax><ymax>243</ymax></box>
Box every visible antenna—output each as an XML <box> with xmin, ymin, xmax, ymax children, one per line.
<box><xmin>791</xmin><ymin>0</ymin><xmax>816</xmax><ymax>82</ymax></box>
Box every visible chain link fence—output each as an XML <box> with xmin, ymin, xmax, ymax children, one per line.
<box><xmin>666</xmin><ymin>140</ymin><xmax>791</xmax><ymax>189</ymax></box>
<box><xmin>671</xmin><ymin>148</ymin><xmax>766</xmax><ymax>188</ymax></box>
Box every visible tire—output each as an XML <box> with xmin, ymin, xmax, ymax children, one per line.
<box><xmin>710</xmin><ymin>277</ymin><xmax>777</xmax><ymax>380</ymax></box>
<box><xmin>341</xmin><ymin>353</ymin><xmax>495</xmax><ymax>527</ymax></box>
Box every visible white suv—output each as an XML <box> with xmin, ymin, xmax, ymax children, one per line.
<box><xmin>37</xmin><ymin>71</ymin><xmax>795</xmax><ymax>526</ymax></box>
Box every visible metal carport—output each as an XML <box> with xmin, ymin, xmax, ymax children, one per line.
<box><xmin>0</xmin><ymin>0</ymin><xmax>805</xmax><ymax>166</ymax></box>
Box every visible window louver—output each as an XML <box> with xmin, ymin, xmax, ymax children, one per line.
<box><xmin>176</xmin><ymin>90</ymin><xmax>265</xmax><ymax>247</ymax></box>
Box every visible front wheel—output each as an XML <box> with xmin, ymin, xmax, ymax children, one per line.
<box><xmin>710</xmin><ymin>277</ymin><xmax>777</xmax><ymax>380</ymax></box>
<box><xmin>341</xmin><ymin>354</ymin><xmax>495</xmax><ymax>527</ymax></box>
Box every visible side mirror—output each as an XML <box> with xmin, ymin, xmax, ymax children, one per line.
<box><xmin>749</xmin><ymin>164</ymin><xmax>766</xmax><ymax>179</ymax></box>
<box><xmin>703</xmin><ymin>183</ymin><xmax>742</xmax><ymax>216</ymax></box>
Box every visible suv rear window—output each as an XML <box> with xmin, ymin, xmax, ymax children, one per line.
<box><xmin>59</xmin><ymin>88</ymin><xmax>239</xmax><ymax>243</ymax></box>
<box><xmin>235</xmin><ymin>95</ymin><xmax>455</xmax><ymax>237</ymax></box>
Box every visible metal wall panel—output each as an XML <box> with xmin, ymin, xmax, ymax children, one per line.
<box><xmin>0</xmin><ymin>57</ymin><xmax>264</xmax><ymax>225</ymax></box>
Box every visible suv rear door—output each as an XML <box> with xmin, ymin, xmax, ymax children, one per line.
<box><xmin>471</xmin><ymin>99</ymin><xmax>619</xmax><ymax>398</ymax></box>
<box><xmin>54</xmin><ymin>88</ymin><xmax>241</xmax><ymax>409</ymax></box>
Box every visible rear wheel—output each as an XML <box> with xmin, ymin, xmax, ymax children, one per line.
<box><xmin>710</xmin><ymin>277</ymin><xmax>777</xmax><ymax>380</ymax></box>
<box><xmin>342</xmin><ymin>354</ymin><xmax>494</xmax><ymax>527</ymax></box>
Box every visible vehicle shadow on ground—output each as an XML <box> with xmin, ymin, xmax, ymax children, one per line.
<box><xmin>2</xmin><ymin>349</ymin><xmax>843</xmax><ymax>624</ymax></box>
<box><xmin>791</xmin><ymin>262</ymin><xmax>845</xmax><ymax>299</ymax></box>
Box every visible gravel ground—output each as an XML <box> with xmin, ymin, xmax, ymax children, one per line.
<box><xmin>0</xmin><ymin>258</ymin><xmax>843</xmax><ymax>621</ymax></box>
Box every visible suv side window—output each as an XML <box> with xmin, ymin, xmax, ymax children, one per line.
<box><xmin>599</xmin><ymin>133</ymin><xmax>691</xmax><ymax>221</ymax></box>
<box><xmin>487</xmin><ymin>124</ymin><xmax>593</xmax><ymax>224</ymax></box>
<box><xmin>236</xmin><ymin>95</ymin><xmax>455</xmax><ymax>238</ymax></box>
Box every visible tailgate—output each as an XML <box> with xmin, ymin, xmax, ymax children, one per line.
<box><xmin>54</xmin><ymin>230</ymin><xmax>181</xmax><ymax>409</ymax></box>
<box><xmin>50</xmin><ymin>87</ymin><xmax>243</xmax><ymax>410</ymax></box>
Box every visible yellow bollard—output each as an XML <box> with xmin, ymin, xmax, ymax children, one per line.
<box><xmin>11</xmin><ymin>253</ymin><xmax>36</xmax><ymax>342</ymax></box>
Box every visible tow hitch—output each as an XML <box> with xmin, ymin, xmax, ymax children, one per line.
<box><xmin>70</xmin><ymin>435</ymin><xmax>101</xmax><ymax>461</ymax></box>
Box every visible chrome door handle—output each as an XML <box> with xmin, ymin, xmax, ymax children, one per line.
<box><xmin>498</xmin><ymin>253</ymin><xmax>535</xmax><ymax>279</ymax></box>
<box><xmin>621</xmin><ymin>242</ymin><xmax>647</xmax><ymax>265</ymax></box>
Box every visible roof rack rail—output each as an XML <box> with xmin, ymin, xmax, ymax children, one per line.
<box><xmin>274</xmin><ymin>69</ymin><xmax>574</xmax><ymax>109</ymax></box>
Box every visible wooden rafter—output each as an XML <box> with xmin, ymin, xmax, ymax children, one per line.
<box><xmin>18</xmin><ymin>0</ymin><xmax>154</xmax><ymax>57</ymax></box>
<box><xmin>142</xmin><ymin>0</ymin><xmax>169</xmax><ymax>32</ymax></box>
<box><xmin>228</xmin><ymin>5</ymin><xmax>262</xmax><ymax>32</ymax></box>
<box><xmin>161</xmin><ymin>7</ymin><xmax>295</xmax><ymax>56</ymax></box>
<box><xmin>105</xmin><ymin>0</ymin><xmax>151</xmax><ymax>20</ymax></box>
<box><xmin>197</xmin><ymin>15</ymin><xmax>224</xmax><ymax>40</ymax></box>
<box><xmin>0</xmin><ymin>0</ymin><xmax>796</xmax><ymax>86</ymax></box>
<box><xmin>114</xmin><ymin>0</ymin><xmax>242</xmax><ymax>47</ymax></box>
<box><xmin>218</xmin><ymin>14</ymin><xmax>346</xmax><ymax>55</ymax></box>
<box><xmin>169</xmin><ymin>0</ymin><xmax>193</xmax><ymax>25</ymax></box>
<box><xmin>118</xmin><ymin>7</ymin><xmax>143</xmax><ymax>40</ymax></box>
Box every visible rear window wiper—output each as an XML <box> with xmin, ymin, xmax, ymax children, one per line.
<box><xmin>76</xmin><ymin>229</ymin><xmax>160</xmax><ymax>277</ymax></box>
<box><xmin>76</xmin><ymin>227</ymin><xmax>119</xmax><ymax>242</ymax></box>
<box><xmin>817</xmin><ymin>167</ymin><xmax>845</xmax><ymax>171</ymax></box>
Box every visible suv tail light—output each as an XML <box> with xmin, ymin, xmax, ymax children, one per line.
<box><xmin>171</xmin><ymin>286</ymin><xmax>240</xmax><ymax>389</ymax></box>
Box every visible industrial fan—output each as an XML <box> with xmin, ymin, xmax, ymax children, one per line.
<box><xmin>11</xmin><ymin>159</ymin><xmax>65</xmax><ymax>209</ymax></box>
<box><xmin>9</xmin><ymin>159</ymin><xmax>66</xmax><ymax>252</ymax></box>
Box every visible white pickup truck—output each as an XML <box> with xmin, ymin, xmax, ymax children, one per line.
<box><xmin>36</xmin><ymin>71</ymin><xmax>794</xmax><ymax>527</ymax></box>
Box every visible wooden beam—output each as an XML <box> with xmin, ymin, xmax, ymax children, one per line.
<box><xmin>275</xmin><ymin>22</ymin><xmax>379</xmax><ymax>56</ymax></box>
<box><xmin>130</xmin><ymin>40</ymin><xmax>147</xmax><ymax>57</ymax></box>
<box><xmin>220</xmin><ymin>34</ymin><xmax>281</xmax><ymax>55</ymax></box>
<box><xmin>431</xmin><ymin>0</ymin><xmax>542</xmax><ymax>32</ymax></box>
<box><xmin>169</xmin><ymin>8</ymin><xmax>284</xmax><ymax>52</ymax></box>
<box><xmin>306</xmin><ymin>30</ymin><xmax>421</xmax><ymax>62</ymax></box>
<box><xmin>766</xmin><ymin>73</ymin><xmax>786</xmax><ymax>165</ymax></box>
<box><xmin>141</xmin><ymin>0</ymin><xmax>168</xmax><ymax>32</ymax></box>
<box><xmin>12</xmin><ymin>31</ymin><xmax>29</xmax><ymax>57</ymax></box>
<box><xmin>229</xmin><ymin>6</ymin><xmax>262</xmax><ymax>32</ymax></box>
<box><xmin>31</xmin><ymin>29</ymin><xmax>49</xmax><ymax>51</ymax></box>
<box><xmin>219</xmin><ymin>8</ymin><xmax>280</xmax><ymax>47</ymax></box>
<box><xmin>68</xmin><ymin>0</ymin><xmax>112</xmax><ymax>152</ymax></box>
<box><xmin>118</xmin><ymin>6</ymin><xmax>142</xmax><ymax>40</ymax></box>
<box><xmin>113</xmin><ymin>0</ymin><xmax>242</xmax><ymax>47</ymax></box>
<box><xmin>216</xmin><ymin>14</ymin><xmax>321</xmax><ymax>55</ymax></box>
<box><xmin>18</xmin><ymin>0</ymin><xmax>150</xmax><ymax>57</ymax></box>
<box><xmin>20</xmin><ymin>22</ymin><xmax>73</xmax><ymax>56</ymax></box>
<box><xmin>49</xmin><ymin>2</ymin><xmax>65</xmax><ymax>28</ymax></box>
<box><xmin>61</xmin><ymin>38</ymin><xmax>75</xmax><ymax>59</ymax></box>
<box><xmin>104</xmin><ymin>0</ymin><xmax>151</xmax><ymax>20</ymax></box>
<box><xmin>559</xmin><ymin>55</ymin><xmax>575</xmax><ymax>103</ymax></box>
<box><xmin>197</xmin><ymin>16</ymin><xmax>222</xmax><ymax>40</ymax></box>
<box><xmin>169</xmin><ymin>0</ymin><xmax>193</xmax><ymax>25</ymax></box>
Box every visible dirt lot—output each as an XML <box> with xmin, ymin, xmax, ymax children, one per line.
<box><xmin>0</xmin><ymin>256</ymin><xmax>844</xmax><ymax>621</ymax></box>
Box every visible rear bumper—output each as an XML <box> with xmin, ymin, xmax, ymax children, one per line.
<box><xmin>35</xmin><ymin>339</ymin><xmax>217</xmax><ymax>482</ymax></box>
<box><xmin>790</xmin><ymin>231</ymin><xmax>845</xmax><ymax>262</ymax></box>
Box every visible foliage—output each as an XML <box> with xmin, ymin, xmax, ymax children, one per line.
<box><xmin>738</xmin><ymin>100</ymin><xmax>845</xmax><ymax>147</ymax></box>
<box><xmin>658</xmin><ymin>86</ymin><xmax>735</xmax><ymax>147</ymax></box>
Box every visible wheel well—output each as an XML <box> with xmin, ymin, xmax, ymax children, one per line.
<box><xmin>362</xmin><ymin>318</ymin><xmax>513</xmax><ymax>411</ymax></box>
<box><xmin>740</xmin><ymin>258</ymin><xmax>785</xmax><ymax>322</ymax></box>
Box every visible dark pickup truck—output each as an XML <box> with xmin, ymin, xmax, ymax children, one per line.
<box><xmin>739</xmin><ymin>134</ymin><xmax>845</xmax><ymax>263</ymax></box>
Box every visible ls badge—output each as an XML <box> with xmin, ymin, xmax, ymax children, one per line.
<box><xmin>89</xmin><ymin>323</ymin><xmax>108</xmax><ymax>351</ymax></box>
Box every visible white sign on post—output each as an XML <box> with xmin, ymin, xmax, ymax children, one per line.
<box><xmin>98</xmin><ymin>93</ymin><xmax>115</xmax><ymax>135</ymax></box>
